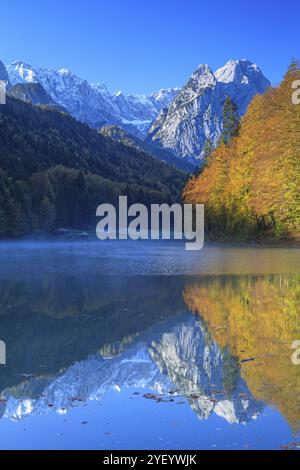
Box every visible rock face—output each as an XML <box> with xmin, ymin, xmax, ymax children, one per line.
<box><xmin>147</xmin><ymin>60</ymin><xmax>270</xmax><ymax>163</ymax></box>
<box><xmin>6</xmin><ymin>61</ymin><xmax>178</xmax><ymax>136</ymax></box>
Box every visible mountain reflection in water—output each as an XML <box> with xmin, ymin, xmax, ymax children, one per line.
<box><xmin>0</xmin><ymin>242</ymin><xmax>299</xmax><ymax>449</ymax></box>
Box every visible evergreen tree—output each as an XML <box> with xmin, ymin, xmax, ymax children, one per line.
<box><xmin>221</xmin><ymin>97</ymin><xmax>240</xmax><ymax>144</ymax></box>
<box><xmin>285</xmin><ymin>59</ymin><xmax>300</xmax><ymax>77</ymax></box>
<box><xmin>76</xmin><ymin>171</ymin><xmax>86</xmax><ymax>193</ymax></box>
<box><xmin>203</xmin><ymin>138</ymin><xmax>213</xmax><ymax>160</ymax></box>
<box><xmin>39</xmin><ymin>196</ymin><xmax>55</xmax><ymax>231</ymax></box>
<box><xmin>192</xmin><ymin>138</ymin><xmax>215</xmax><ymax>178</ymax></box>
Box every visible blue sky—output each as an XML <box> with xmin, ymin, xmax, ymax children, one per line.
<box><xmin>0</xmin><ymin>0</ymin><xmax>299</xmax><ymax>94</ymax></box>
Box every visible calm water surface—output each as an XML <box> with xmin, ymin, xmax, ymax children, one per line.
<box><xmin>0</xmin><ymin>241</ymin><xmax>299</xmax><ymax>450</ymax></box>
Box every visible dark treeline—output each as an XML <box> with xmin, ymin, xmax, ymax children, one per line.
<box><xmin>0</xmin><ymin>97</ymin><xmax>187</xmax><ymax>238</ymax></box>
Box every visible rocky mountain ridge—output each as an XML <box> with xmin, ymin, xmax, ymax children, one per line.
<box><xmin>147</xmin><ymin>59</ymin><xmax>270</xmax><ymax>163</ymax></box>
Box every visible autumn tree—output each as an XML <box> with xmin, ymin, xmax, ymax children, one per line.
<box><xmin>184</xmin><ymin>63</ymin><xmax>300</xmax><ymax>242</ymax></box>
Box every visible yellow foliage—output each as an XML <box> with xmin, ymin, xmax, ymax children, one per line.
<box><xmin>184</xmin><ymin>274</ymin><xmax>300</xmax><ymax>430</ymax></box>
<box><xmin>184</xmin><ymin>66</ymin><xmax>300</xmax><ymax>240</ymax></box>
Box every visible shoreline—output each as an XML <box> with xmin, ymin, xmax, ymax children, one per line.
<box><xmin>0</xmin><ymin>236</ymin><xmax>299</xmax><ymax>249</ymax></box>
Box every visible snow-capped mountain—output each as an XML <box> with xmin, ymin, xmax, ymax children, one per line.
<box><xmin>4</xmin><ymin>58</ymin><xmax>270</xmax><ymax>158</ymax></box>
<box><xmin>6</xmin><ymin>61</ymin><xmax>179</xmax><ymax>136</ymax></box>
<box><xmin>112</xmin><ymin>88</ymin><xmax>179</xmax><ymax>136</ymax></box>
<box><xmin>7</xmin><ymin>61</ymin><xmax>121</xmax><ymax>126</ymax></box>
<box><xmin>215</xmin><ymin>59</ymin><xmax>271</xmax><ymax>114</ymax></box>
<box><xmin>147</xmin><ymin>59</ymin><xmax>270</xmax><ymax>163</ymax></box>
<box><xmin>150</xmin><ymin>88</ymin><xmax>180</xmax><ymax>110</ymax></box>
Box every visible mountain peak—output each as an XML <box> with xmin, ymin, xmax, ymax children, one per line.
<box><xmin>191</xmin><ymin>64</ymin><xmax>216</xmax><ymax>86</ymax></box>
<box><xmin>195</xmin><ymin>63</ymin><xmax>214</xmax><ymax>74</ymax></box>
<box><xmin>214</xmin><ymin>59</ymin><xmax>269</xmax><ymax>87</ymax></box>
<box><xmin>215</xmin><ymin>59</ymin><xmax>245</xmax><ymax>83</ymax></box>
<box><xmin>4</xmin><ymin>58</ymin><xmax>180</xmax><ymax>136</ymax></box>
<box><xmin>11</xmin><ymin>60</ymin><xmax>33</xmax><ymax>68</ymax></box>
<box><xmin>174</xmin><ymin>64</ymin><xmax>216</xmax><ymax>105</ymax></box>
<box><xmin>148</xmin><ymin>58</ymin><xmax>270</xmax><ymax>162</ymax></box>
<box><xmin>58</xmin><ymin>68</ymin><xmax>71</xmax><ymax>75</ymax></box>
<box><xmin>7</xmin><ymin>61</ymin><xmax>38</xmax><ymax>85</ymax></box>
<box><xmin>177</xmin><ymin>64</ymin><xmax>217</xmax><ymax>100</ymax></box>
<box><xmin>3</xmin><ymin>56</ymin><xmax>270</xmax><ymax>159</ymax></box>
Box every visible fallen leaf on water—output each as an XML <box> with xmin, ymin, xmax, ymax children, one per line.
<box><xmin>143</xmin><ymin>393</ymin><xmax>158</xmax><ymax>400</ymax></box>
<box><xmin>240</xmin><ymin>357</ymin><xmax>256</xmax><ymax>363</ymax></box>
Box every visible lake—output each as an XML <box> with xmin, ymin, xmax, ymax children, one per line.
<box><xmin>0</xmin><ymin>240</ymin><xmax>299</xmax><ymax>450</ymax></box>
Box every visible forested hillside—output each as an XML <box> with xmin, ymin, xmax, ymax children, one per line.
<box><xmin>99</xmin><ymin>125</ymin><xmax>195</xmax><ymax>173</ymax></box>
<box><xmin>0</xmin><ymin>97</ymin><xmax>186</xmax><ymax>238</ymax></box>
<box><xmin>184</xmin><ymin>63</ymin><xmax>300</xmax><ymax>242</ymax></box>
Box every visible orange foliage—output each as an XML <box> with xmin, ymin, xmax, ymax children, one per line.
<box><xmin>184</xmin><ymin>65</ymin><xmax>300</xmax><ymax>241</ymax></box>
<box><xmin>184</xmin><ymin>274</ymin><xmax>300</xmax><ymax>430</ymax></box>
